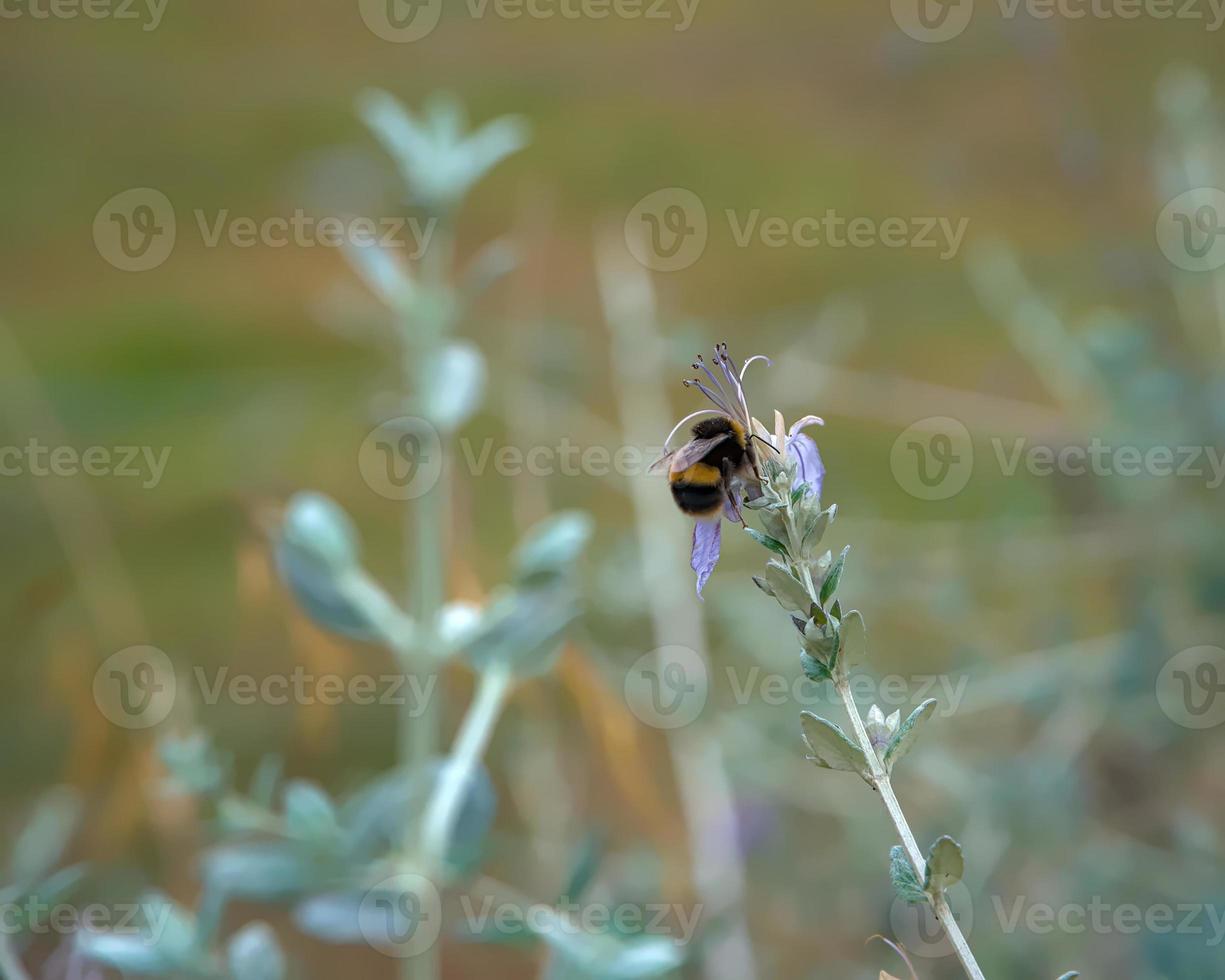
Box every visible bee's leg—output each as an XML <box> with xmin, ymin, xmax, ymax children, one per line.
<box><xmin>721</xmin><ymin>458</ymin><xmax>744</xmax><ymax>523</ymax></box>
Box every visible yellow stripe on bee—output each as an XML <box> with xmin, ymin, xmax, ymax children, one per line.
<box><xmin>670</xmin><ymin>462</ymin><xmax>721</xmax><ymax>485</ymax></box>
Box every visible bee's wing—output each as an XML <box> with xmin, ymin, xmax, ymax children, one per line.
<box><xmin>666</xmin><ymin>433</ymin><xmax>734</xmax><ymax>473</ymax></box>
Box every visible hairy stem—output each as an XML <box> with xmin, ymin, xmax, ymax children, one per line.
<box><xmin>792</xmin><ymin>538</ymin><xmax>984</xmax><ymax>979</ymax></box>
<box><xmin>418</xmin><ymin>663</ymin><xmax>513</xmax><ymax>867</ymax></box>
<box><xmin>833</xmin><ymin>678</ymin><xmax>985</xmax><ymax>980</ymax></box>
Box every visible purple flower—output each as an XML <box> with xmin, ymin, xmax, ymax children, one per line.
<box><xmin>784</xmin><ymin>416</ymin><xmax>825</xmax><ymax>500</ymax></box>
<box><xmin>691</xmin><ymin>519</ymin><xmax>722</xmax><ymax>598</ymax></box>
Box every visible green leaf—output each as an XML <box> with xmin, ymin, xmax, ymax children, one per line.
<box><xmin>800</xmin><ymin>617</ymin><xmax>839</xmax><ymax>668</ymax></box>
<box><xmin>8</xmin><ymin>787</ymin><xmax>80</xmax><ymax>888</ymax></box>
<box><xmin>889</xmin><ymin>846</ymin><xmax>927</xmax><ymax>905</ymax></box>
<box><xmin>280</xmin><ymin>492</ymin><xmax>360</xmax><ymax>574</ymax></box>
<box><xmin>882</xmin><ymin>699</ymin><xmax>938</xmax><ymax>774</ymax></box>
<box><xmin>513</xmin><ymin>511</ymin><xmax>594</xmax><ymax>584</ymax></box>
<box><xmin>466</xmin><ymin>584</ymin><xmax>581</xmax><ymax>677</ymax></box>
<box><xmin>533</xmin><ymin>913</ymin><xmax>685</xmax><ymax>979</ymax></box>
<box><xmin>228</xmin><ymin>922</ymin><xmax>286</xmax><ymax>980</ymax></box>
<box><xmin>422</xmin><ymin>341</ymin><xmax>486</xmax><ymax>432</ymax></box>
<box><xmin>799</xmin><ymin>504</ymin><xmax>835</xmax><ymax>559</ymax></box>
<box><xmin>839</xmin><ymin>610</ymin><xmax>867</xmax><ymax>672</ymax></box>
<box><xmin>751</xmin><ymin>575</ymin><xmax>775</xmax><ymax>597</ymax></box>
<box><xmin>820</xmin><ymin>545</ymin><xmax>849</xmax><ymax>605</ymax></box>
<box><xmin>763</xmin><ymin>561</ymin><xmax>811</xmax><ymax>615</ymax></box>
<box><xmin>800</xmin><ymin>712</ymin><xmax>868</xmax><ymax>775</ymax></box>
<box><xmin>799</xmin><ymin>651</ymin><xmax>830</xmax><ymax>682</ymax></box>
<box><xmin>283</xmin><ymin>781</ymin><xmax>340</xmax><ymax>845</ymax></box>
<box><xmin>924</xmin><ymin>836</ymin><xmax>965</xmax><ymax>892</ymax></box>
<box><xmin>744</xmin><ymin>526</ymin><xmax>789</xmax><ymax>557</ymax></box>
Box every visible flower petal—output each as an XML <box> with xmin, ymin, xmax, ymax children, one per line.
<box><xmin>787</xmin><ymin>432</ymin><xmax>825</xmax><ymax>499</ymax></box>
<box><xmin>691</xmin><ymin>519</ymin><xmax>722</xmax><ymax>599</ymax></box>
<box><xmin>788</xmin><ymin>415</ymin><xmax>825</xmax><ymax>437</ymax></box>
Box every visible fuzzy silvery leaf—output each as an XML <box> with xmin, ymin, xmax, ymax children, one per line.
<box><xmin>16</xmin><ymin>865</ymin><xmax>87</xmax><ymax>933</ymax></box>
<box><xmin>227</xmin><ymin>922</ymin><xmax>286</xmax><ymax>980</ymax></box>
<box><xmin>439</xmin><ymin>600</ymin><xmax>484</xmax><ymax>651</ymax></box>
<box><xmin>924</xmin><ymin>836</ymin><xmax>965</xmax><ymax>892</ymax></box>
<box><xmin>275</xmin><ymin>546</ymin><xmax>379</xmax><ymax>641</ymax></box>
<box><xmin>800</xmin><ymin>711</ymin><xmax>868</xmax><ymax>775</ymax></box>
<box><xmin>1055</xmin><ymin>973</ymin><xmax>1081</xmax><ymax>979</ymax></box>
<box><xmin>753</xmin><ymin>505</ymin><xmax>790</xmax><ymax>544</ymax></box>
<box><xmin>358</xmin><ymin>89</ymin><xmax>528</xmax><ymax>210</ymax></box>
<box><xmin>837</xmin><ymin>609</ymin><xmax>867</xmax><ymax>674</ymax></box>
<box><xmin>292</xmin><ymin>891</ymin><xmax>373</xmax><ymax>945</ymax></box>
<box><xmin>535</xmin><ymin>918</ymin><xmax>685</xmax><ymax>980</ymax></box>
<box><xmin>75</xmin><ymin>932</ymin><xmax>185</xmax><ymax>975</ymax></box>
<box><xmin>744</xmin><ymin>526</ymin><xmax>788</xmax><ymax>557</ymax></box>
<box><xmin>763</xmin><ymin>561</ymin><xmax>811</xmax><ymax>615</ymax></box>
<box><xmin>514</xmin><ymin>510</ymin><xmax>594</xmax><ymax>584</ymax></box>
<box><xmin>800</xmin><ymin>616</ymin><xmax>839</xmax><ymax>667</ymax></box>
<box><xmin>799</xmin><ymin>505</ymin><xmax>834</xmax><ymax>561</ymax></box>
<box><xmin>883</xmin><ymin>699</ymin><xmax>938</xmax><ymax>774</ymax></box>
<box><xmin>344</xmin><ymin>238</ymin><xmax>414</xmax><ymax>312</ymax></box>
<box><xmin>819</xmin><ymin>545</ymin><xmax>849</xmax><ymax>606</ymax></box>
<box><xmin>249</xmin><ymin>755</ymin><xmax>283</xmax><ymax>809</ymax></box>
<box><xmin>202</xmin><ymin>843</ymin><xmax>328</xmax><ymax>902</ymax></box>
<box><xmin>283</xmin><ymin>780</ymin><xmax>341</xmax><ymax>845</ymax></box>
<box><xmin>8</xmin><ymin>786</ymin><xmax>79</xmax><ymax>888</ymax></box>
<box><xmin>799</xmin><ymin>651</ymin><xmax>831</xmax><ymax>682</ymax></box>
<box><xmin>276</xmin><ymin>493</ymin><xmax>382</xmax><ymax>641</ymax></box>
<box><xmin>280</xmin><ymin>492</ymin><xmax>360</xmax><ymax>574</ymax></box>
<box><xmin>421</xmin><ymin>341</ymin><xmax>486</xmax><ymax>432</ymax></box>
<box><xmin>466</xmin><ymin>584</ymin><xmax>580</xmax><ymax>677</ymax></box>
<box><xmin>159</xmin><ymin>731</ymin><xmax>228</xmax><ymax>797</ymax></box>
<box><xmin>889</xmin><ymin>846</ymin><xmax>927</xmax><ymax>905</ymax></box>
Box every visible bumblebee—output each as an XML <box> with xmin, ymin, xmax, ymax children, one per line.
<box><xmin>665</xmin><ymin>415</ymin><xmax>759</xmax><ymax>519</ymax></box>
<box><xmin>654</xmin><ymin>343</ymin><xmax>774</xmax><ymax>520</ymax></box>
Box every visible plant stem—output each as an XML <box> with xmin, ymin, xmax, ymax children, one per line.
<box><xmin>418</xmin><ymin>663</ymin><xmax>513</xmax><ymax>867</ymax></box>
<box><xmin>791</xmin><ymin>549</ymin><xmax>984</xmax><ymax>980</ymax></box>
<box><xmin>397</xmin><ymin>215</ymin><xmax>455</xmax><ymax>980</ymax></box>
<box><xmin>833</xmin><ymin>677</ymin><xmax>985</xmax><ymax>980</ymax></box>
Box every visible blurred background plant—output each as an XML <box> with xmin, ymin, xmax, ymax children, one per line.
<box><xmin>4</xmin><ymin>3</ymin><xmax>1225</xmax><ymax>978</ymax></box>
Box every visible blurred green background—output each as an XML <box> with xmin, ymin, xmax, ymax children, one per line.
<box><xmin>4</xmin><ymin>0</ymin><xmax>1225</xmax><ymax>977</ymax></box>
